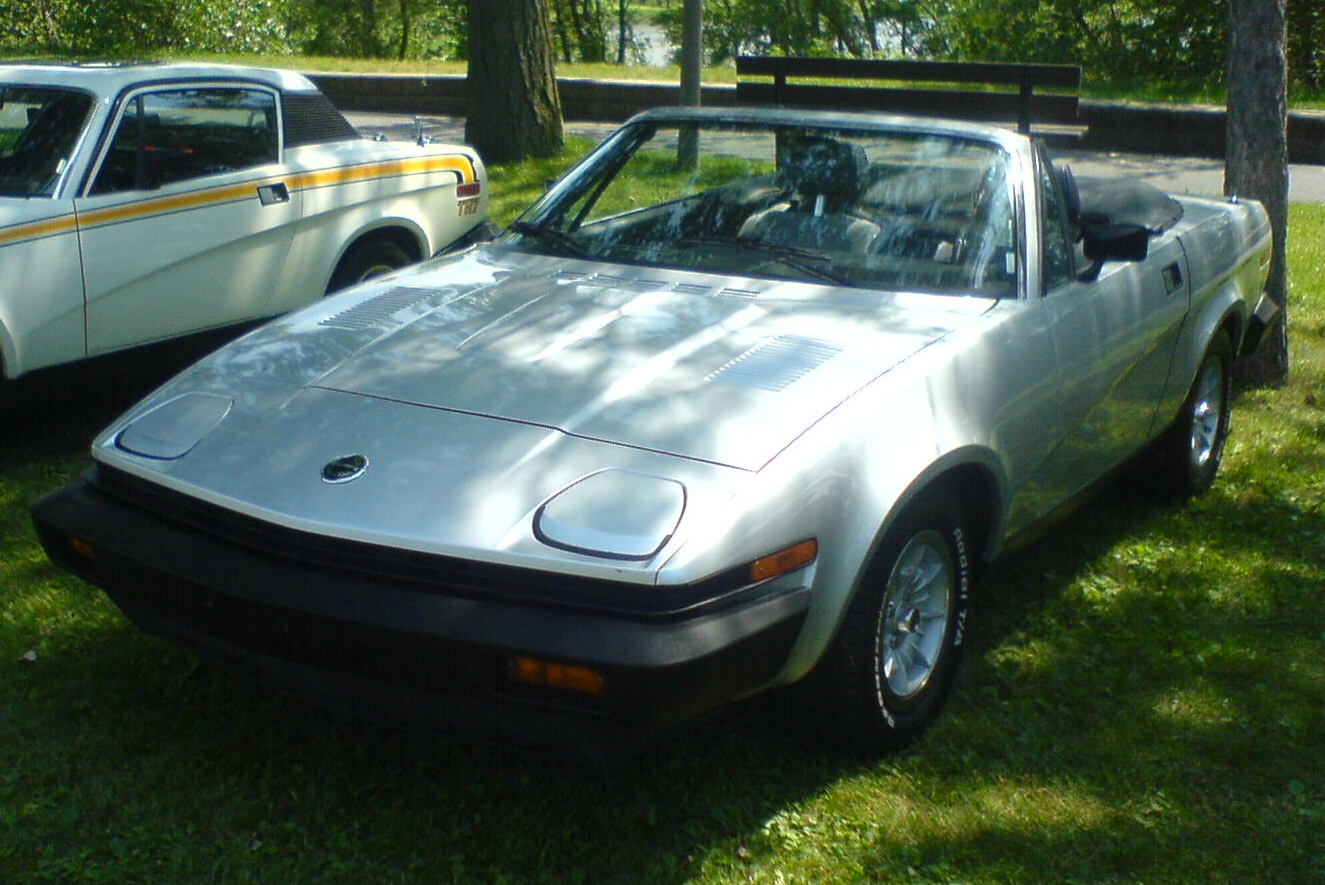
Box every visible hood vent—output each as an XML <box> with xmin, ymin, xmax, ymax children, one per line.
<box><xmin>717</xmin><ymin>286</ymin><xmax>763</xmax><ymax>300</ymax></box>
<box><xmin>319</xmin><ymin>286</ymin><xmax>441</xmax><ymax>332</ymax></box>
<box><xmin>557</xmin><ymin>271</ymin><xmax>768</xmax><ymax>301</ymax></box>
<box><xmin>707</xmin><ymin>336</ymin><xmax>841</xmax><ymax>392</ymax></box>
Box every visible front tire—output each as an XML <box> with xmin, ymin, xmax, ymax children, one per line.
<box><xmin>805</xmin><ymin>491</ymin><xmax>973</xmax><ymax>754</ymax></box>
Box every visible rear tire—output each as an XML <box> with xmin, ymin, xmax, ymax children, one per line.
<box><xmin>1149</xmin><ymin>330</ymin><xmax>1234</xmax><ymax>499</ymax></box>
<box><xmin>802</xmin><ymin>490</ymin><xmax>973</xmax><ymax>754</ymax></box>
<box><xmin>327</xmin><ymin>238</ymin><xmax>412</xmax><ymax>294</ymax></box>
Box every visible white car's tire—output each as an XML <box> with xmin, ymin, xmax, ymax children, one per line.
<box><xmin>327</xmin><ymin>238</ymin><xmax>412</xmax><ymax>293</ymax></box>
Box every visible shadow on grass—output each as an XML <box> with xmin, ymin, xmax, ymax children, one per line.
<box><xmin>4</xmin><ymin>393</ymin><xmax>1322</xmax><ymax>883</ymax></box>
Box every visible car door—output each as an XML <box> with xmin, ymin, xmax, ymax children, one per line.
<box><xmin>0</xmin><ymin>85</ymin><xmax>95</xmax><ymax>376</ymax></box>
<box><xmin>1035</xmin><ymin>148</ymin><xmax>1191</xmax><ymax>501</ymax></box>
<box><xmin>73</xmin><ymin>83</ymin><xmax>302</xmax><ymax>356</ymax></box>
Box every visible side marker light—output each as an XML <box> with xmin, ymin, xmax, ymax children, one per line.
<box><xmin>750</xmin><ymin>539</ymin><xmax>818</xmax><ymax>583</ymax></box>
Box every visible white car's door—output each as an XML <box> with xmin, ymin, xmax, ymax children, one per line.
<box><xmin>0</xmin><ymin>200</ymin><xmax>88</xmax><ymax>374</ymax></box>
<box><xmin>74</xmin><ymin>84</ymin><xmax>302</xmax><ymax>356</ymax></box>
<box><xmin>0</xmin><ymin>85</ymin><xmax>95</xmax><ymax>376</ymax></box>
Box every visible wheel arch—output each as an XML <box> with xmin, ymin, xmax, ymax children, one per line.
<box><xmin>781</xmin><ymin>449</ymin><xmax>1006</xmax><ymax>684</ymax></box>
<box><xmin>879</xmin><ymin>452</ymin><xmax>1005</xmax><ymax>570</ymax></box>
<box><xmin>339</xmin><ymin>222</ymin><xmax>427</xmax><ymax>267</ymax></box>
<box><xmin>1165</xmin><ymin>289</ymin><xmax>1245</xmax><ymax>429</ymax></box>
<box><xmin>0</xmin><ymin>318</ymin><xmax>15</xmax><ymax>381</ymax></box>
<box><xmin>323</xmin><ymin>221</ymin><xmax>429</xmax><ymax>292</ymax></box>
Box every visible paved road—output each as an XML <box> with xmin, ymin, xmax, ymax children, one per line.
<box><xmin>346</xmin><ymin>111</ymin><xmax>1325</xmax><ymax>203</ymax></box>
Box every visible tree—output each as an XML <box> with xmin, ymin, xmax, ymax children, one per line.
<box><xmin>1226</xmin><ymin>0</ymin><xmax>1289</xmax><ymax>385</ymax></box>
<box><xmin>677</xmin><ymin>0</ymin><xmax>702</xmax><ymax>168</ymax></box>
<box><xmin>550</xmin><ymin>0</ymin><xmax>608</xmax><ymax>62</ymax></box>
<box><xmin>465</xmin><ymin>0</ymin><xmax>564</xmax><ymax>164</ymax></box>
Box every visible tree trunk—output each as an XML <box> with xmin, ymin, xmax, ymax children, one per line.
<box><xmin>465</xmin><ymin>0</ymin><xmax>564</xmax><ymax>164</ymax></box>
<box><xmin>551</xmin><ymin>0</ymin><xmax>575</xmax><ymax>62</ymax></box>
<box><xmin>676</xmin><ymin>0</ymin><xmax>702</xmax><ymax>169</ymax></box>
<box><xmin>1226</xmin><ymin>0</ymin><xmax>1289</xmax><ymax>386</ymax></box>
<box><xmin>617</xmin><ymin>0</ymin><xmax>628</xmax><ymax>64</ymax></box>
<box><xmin>397</xmin><ymin>0</ymin><xmax>410</xmax><ymax>60</ymax></box>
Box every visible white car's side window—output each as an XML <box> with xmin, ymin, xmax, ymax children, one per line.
<box><xmin>0</xmin><ymin>86</ymin><xmax>94</xmax><ymax>197</ymax></box>
<box><xmin>90</xmin><ymin>87</ymin><xmax>278</xmax><ymax>195</ymax></box>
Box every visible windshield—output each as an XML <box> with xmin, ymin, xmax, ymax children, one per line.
<box><xmin>509</xmin><ymin>119</ymin><xmax>1018</xmax><ymax>297</ymax></box>
<box><xmin>0</xmin><ymin>86</ymin><xmax>94</xmax><ymax>197</ymax></box>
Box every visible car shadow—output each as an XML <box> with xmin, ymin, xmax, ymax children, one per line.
<box><xmin>0</xmin><ymin>329</ymin><xmax>246</xmax><ymax>458</ymax></box>
<box><xmin>8</xmin><ymin>388</ymin><xmax>1319</xmax><ymax>882</ymax></box>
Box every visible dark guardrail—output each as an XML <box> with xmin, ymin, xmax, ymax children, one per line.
<box><xmin>733</xmin><ymin>56</ymin><xmax>1081</xmax><ymax>136</ymax></box>
<box><xmin>306</xmin><ymin>72</ymin><xmax>1325</xmax><ymax>165</ymax></box>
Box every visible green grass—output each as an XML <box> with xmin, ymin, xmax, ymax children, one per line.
<box><xmin>1</xmin><ymin>186</ymin><xmax>1322</xmax><ymax>882</ymax></box>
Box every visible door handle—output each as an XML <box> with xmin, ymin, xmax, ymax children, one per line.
<box><xmin>1162</xmin><ymin>262</ymin><xmax>1185</xmax><ymax>295</ymax></box>
<box><xmin>257</xmin><ymin>182</ymin><xmax>290</xmax><ymax>206</ymax></box>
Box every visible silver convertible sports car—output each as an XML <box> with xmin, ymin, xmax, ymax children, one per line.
<box><xmin>33</xmin><ymin>107</ymin><xmax>1275</xmax><ymax>762</ymax></box>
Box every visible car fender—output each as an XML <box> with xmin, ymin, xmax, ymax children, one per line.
<box><xmin>270</xmin><ymin>211</ymin><xmax>430</xmax><ymax>306</ymax></box>
<box><xmin>656</xmin><ymin>342</ymin><xmax>1012</xmax><ymax>689</ymax></box>
<box><xmin>327</xmin><ymin>216</ymin><xmax>430</xmax><ymax>278</ymax></box>
<box><xmin>1162</xmin><ymin>273</ymin><xmax>1252</xmax><ymax>430</ymax></box>
<box><xmin>1170</xmin><ymin>196</ymin><xmax>1271</xmax><ymax>367</ymax></box>
<box><xmin>275</xmin><ymin>149</ymin><xmax>486</xmax><ymax>306</ymax></box>
<box><xmin>772</xmin><ymin>444</ymin><xmax>1007</xmax><ymax>685</ymax></box>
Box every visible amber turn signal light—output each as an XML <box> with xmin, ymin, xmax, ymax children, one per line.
<box><xmin>507</xmin><ymin>657</ymin><xmax>607</xmax><ymax>698</ymax></box>
<box><xmin>750</xmin><ymin>539</ymin><xmax>818</xmax><ymax>583</ymax></box>
<box><xmin>68</xmin><ymin>536</ymin><xmax>97</xmax><ymax>562</ymax></box>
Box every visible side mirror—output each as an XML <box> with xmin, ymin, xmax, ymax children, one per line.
<box><xmin>1083</xmin><ymin>223</ymin><xmax>1150</xmax><ymax>263</ymax></box>
<box><xmin>1078</xmin><ymin>223</ymin><xmax>1150</xmax><ymax>281</ymax></box>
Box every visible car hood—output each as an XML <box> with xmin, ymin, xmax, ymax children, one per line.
<box><xmin>99</xmin><ymin>248</ymin><xmax>998</xmax><ymax>568</ymax></box>
<box><xmin>284</xmin><ymin>248</ymin><xmax>993</xmax><ymax>471</ymax></box>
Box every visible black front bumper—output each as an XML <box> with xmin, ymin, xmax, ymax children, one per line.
<box><xmin>32</xmin><ymin>469</ymin><xmax>810</xmax><ymax>763</ymax></box>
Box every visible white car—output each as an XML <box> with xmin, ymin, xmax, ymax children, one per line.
<box><xmin>0</xmin><ymin>61</ymin><xmax>487</xmax><ymax>380</ymax></box>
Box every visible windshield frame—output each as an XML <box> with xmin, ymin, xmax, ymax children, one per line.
<box><xmin>504</xmin><ymin>114</ymin><xmax>1023</xmax><ymax>299</ymax></box>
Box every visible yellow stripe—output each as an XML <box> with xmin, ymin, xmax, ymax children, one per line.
<box><xmin>0</xmin><ymin>152</ymin><xmax>478</xmax><ymax>249</ymax></box>
<box><xmin>79</xmin><ymin>181</ymin><xmax>260</xmax><ymax>228</ymax></box>
<box><xmin>0</xmin><ymin>213</ymin><xmax>80</xmax><ymax>246</ymax></box>
<box><xmin>290</xmin><ymin>154</ymin><xmax>477</xmax><ymax>191</ymax></box>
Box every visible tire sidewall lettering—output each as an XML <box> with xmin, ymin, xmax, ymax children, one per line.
<box><xmin>869</xmin><ymin>511</ymin><xmax>972</xmax><ymax>728</ymax></box>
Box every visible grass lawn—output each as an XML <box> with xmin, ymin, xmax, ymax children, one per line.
<box><xmin>1</xmin><ymin>170</ymin><xmax>1322</xmax><ymax>881</ymax></box>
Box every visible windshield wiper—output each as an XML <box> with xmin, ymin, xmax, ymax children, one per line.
<box><xmin>676</xmin><ymin>236</ymin><xmax>852</xmax><ymax>286</ymax></box>
<box><xmin>508</xmin><ymin>220</ymin><xmax>591</xmax><ymax>258</ymax></box>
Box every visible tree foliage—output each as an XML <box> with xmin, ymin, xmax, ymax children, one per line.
<box><xmin>0</xmin><ymin>0</ymin><xmax>292</xmax><ymax>55</ymax></box>
<box><xmin>550</xmin><ymin>0</ymin><xmax>608</xmax><ymax>62</ymax></box>
<box><xmin>0</xmin><ymin>0</ymin><xmax>1321</xmax><ymax>96</ymax></box>
<box><xmin>652</xmin><ymin>0</ymin><xmax>1322</xmax><ymax>95</ymax></box>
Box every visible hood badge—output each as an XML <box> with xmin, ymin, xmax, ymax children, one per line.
<box><xmin>321</xmin><ymin>454</ymin><xmax>369</xmax><ymax>484</ymax></box>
